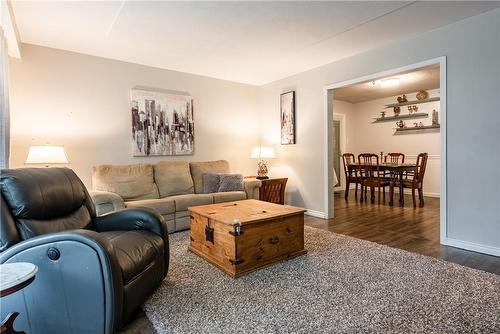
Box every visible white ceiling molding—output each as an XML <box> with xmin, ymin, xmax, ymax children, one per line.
<box><xmin>10</xmin><ymin>1</ymin><xmax>500</xmax><ymax>85</ymax></box>
<box><xmin>0</xmin><ymin>0</ymin><xmax>21</xmax><ymax>58</ymax></box>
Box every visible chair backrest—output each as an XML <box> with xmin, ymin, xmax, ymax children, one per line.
<box><xmin>414</xmin><ymin>153</ymin><xmax>428</xmax><ymax>183</ymax></box>
<box><xmin>358</xmin><ymin>153</ymin><xmax>380</xmax><ymax>178</ymax></box>
<box><xmin>0</xmin><ymin>168</ymin><xmax>96</xmax><ymax>243</ymax></box>
<box><xmin>259</xmin><ymin>178</ymin><xmax>288</xmax><ymax>205</ymax></box>
<box><xmin>342</xmin><ymin>153</ymin><xmax>356</xmax><ymax>176</ymax></box>
<box><xmin>385</xmin><ymin>152</ymin><xmax>405</xmax><ymax>164</ymax></box>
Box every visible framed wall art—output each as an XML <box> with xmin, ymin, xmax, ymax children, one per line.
<box><xmin>131</xmin><ymin>88</ymin><xmax>194</xmax><ymax>156</ymax></box>
<box><xmin>280</xmin><ymin>90</ymin><xmax>295</xmax><ymax>145</ymax></box>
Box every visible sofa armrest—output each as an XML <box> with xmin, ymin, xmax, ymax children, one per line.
<box><xmin>244</xmin><ymin>178</ymin><xmax>262</xmax><ymax>199</ymax></box>
<box><xmin>90</xmin><ymin>191</ymin><xmax>125</xmax><ymax>216</ymax></box>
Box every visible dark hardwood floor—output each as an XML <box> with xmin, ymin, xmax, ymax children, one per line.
<box><xmin>305</xmin><ymin>192</ymin><xmax>500</xmax><ymax>275</ymax></box>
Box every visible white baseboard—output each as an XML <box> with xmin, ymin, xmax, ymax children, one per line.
<box><xmin>400</xmin><ymin>189</ymin><xmax>440</xmax><ymax>198</ymax></box>
<box><xmin>442</xmin><ymin>238</ymin><xmax>500</xmax><ymax>257</ymax></box>
<box><xmin>304</xmin><ymin>209</ymin><xmax>327</xmax><ymax>219</ymax></box>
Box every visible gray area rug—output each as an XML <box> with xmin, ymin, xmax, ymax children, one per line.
<box><xmin>144</xmin><ymin>226</ymin><xmax>500</xmax><ymax>333</ymax></box>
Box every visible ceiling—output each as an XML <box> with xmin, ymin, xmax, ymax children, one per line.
<box><xmin>334</xmin><ymin>64</ymin><xmax>440</xmax><ymax>103</ymax></box>
<box><xmin>10</xmin><ymin>1</ymin><xmax>500</xmax><ymax>85</ymax></box>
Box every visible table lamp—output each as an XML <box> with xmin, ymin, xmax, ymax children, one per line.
<box><xmin>25</xmin><ymin>145</ymin><xmax>69</xmax><ymax>167</ymax></box>
<box><xmin>250</xmin><ymin>146</ymin><xmax>275</xmax><ymax>179</ymax></box>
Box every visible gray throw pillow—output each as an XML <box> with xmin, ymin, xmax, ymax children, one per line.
<box><xmin>218</xmin><ymin>174</ymin><xmax>244</xmax><ymax>192</ymax></box>
<box><xmin>202</xmin><ymin>173</ymin><xmax>220</xmax><ymax>194</ymax></box>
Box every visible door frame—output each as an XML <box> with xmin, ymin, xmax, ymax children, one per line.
<box><xmin>332</xmin><ymin>113</ymin><xmax>346</xmax><ymax>192</ymax></box>
<box><xmin>323</xmin><ymin>56</ymin><xmax>447</xmax><ymax>245</ymax></box>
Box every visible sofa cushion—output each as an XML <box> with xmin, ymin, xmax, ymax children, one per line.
<box><xmin>212</xmin><ymin>191</ymin><xmax>247</xmax><ymax>203</ymax></box>
<box><xmin>124</xmin><ymin>198</ymin><xmax>175</xmax><ymax>216</ymax></box>
<box><xmin>101</xmin><ymin>230</ymin><xmax>163</xmax><ymax>284</ymax></box>
<box><xmin>218</xmin><ymin>174</ymin><xmax>244</xmax><ymax>192</ymax></box>
<box><xmin>153</xmin><ymin>161</ymin><xmax>194</xmax><ymax>197</ymax></box>
<box><xmin>92</xmin><ymin>164</ymin><xmax>159</xmax><ymax>201</ymax></box>
<box><xmin>190</xmin><ymin>160</ymin><xmax>230</xmax><ymax>193</ymax></box>
<box><xmin>169</xmin><ymin>193</ymin><xmax>213</xmax><ymax>211</ymax></box>
<box><xmin>202</xmin><ymin>173</ymin><xmax>220</xmax><ymax>193</ymax></box>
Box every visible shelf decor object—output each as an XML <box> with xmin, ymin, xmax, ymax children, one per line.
<box><xmin>397</xmin><ymin>94</ymin><xmax>408</xmax><ymax>103</ymax></box>
<box><xmin>394</xmin><ymin>125</ymin><xmax>440</xmax><ymax>132</ymax></box>
<box><xmin>432</xmin><ymin>109</ymin><xmax>439</xmax><ymax>126</ymax></box>
<box><xmin>416</xmin><ymin>90</ymin><xmax>429</xmax><ymax>100</ymax></box>
<box><xmin>384</xmin><ymin>97</ymin><xmax>440</xmax><ymax>108</ymax></box>
<box><xmin>373</xmin><ymin>112</ymin><xmax>428</xmax><ymax>123</ymax></box>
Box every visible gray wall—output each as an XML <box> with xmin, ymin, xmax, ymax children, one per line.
<box><xmin>9</xmin><ymin>44</ymin><xmax>260</xmax><ymax>187</ymax></box>
<box><xmin>258</xmin><ymin>9</ymin><xmax>500</xmax><ymax>250</ymax></box>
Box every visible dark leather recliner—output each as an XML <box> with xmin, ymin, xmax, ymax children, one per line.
<box><xmin>0</xmin><ymin>168</ymin><xmax>169</xmax><ymax>333</ymax></box>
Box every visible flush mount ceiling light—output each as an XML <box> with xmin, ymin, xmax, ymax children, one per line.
<box><xmin>380</xmin><ymin>78</ymin><xmax>400</xmax><ymax>87</ymax></box>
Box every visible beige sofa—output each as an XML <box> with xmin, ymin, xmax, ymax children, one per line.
<box><xmin>90</xmin><ymin>160</ymin><xmax>261</xmax><ymax>233</ymax></box>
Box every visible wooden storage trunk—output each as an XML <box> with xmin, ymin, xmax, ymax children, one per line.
<box><xmin>188</xmin><ymin>199</ymin><xmax>307</xmax><ymax>278</ymax></box>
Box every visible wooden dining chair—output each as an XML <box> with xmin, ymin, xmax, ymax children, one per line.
<box><xmin>342</xmin><ymin>153</ymin><xmax>360</xmax><ymax>200</ymax></box>
<box><xmin>384</xmin><ymin>152</ymin><xmax>405</xmax><ymax>164</ymax></box>
<box><xmin>357</xmin><ymin>153</ymin><xmax>390</xmax><ymax>204</ymax></box>
<box><xmin>383</xmin><ymin>152</ymin><xmax>405</xmax><ymax>178</ymax></box>
<box><xmin>390</xmin><ymin>153</ymin><xmax>428</xmax><ymax>207</ymax></box>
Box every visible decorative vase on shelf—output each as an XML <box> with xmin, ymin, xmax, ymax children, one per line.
<box><xmin>393</xmin><ymin>106</ymin><xmax>400</xmax><ymax>116</ymax></box>
<box><xmin>432</xmin><ymin>109</ymin><xmax>439</xmax><ymax>126</ymax></box>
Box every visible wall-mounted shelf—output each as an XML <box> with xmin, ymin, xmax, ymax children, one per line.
<box><xmin>394</xmin><ymin>125</ymin><xmax>440</xmax><ymax>133</ymax></box>
<box><xmin>373</xmin><ymin>112</ymin><xmax>428</xmax><ymax>123</ymax></box>
<box><xmin>384</xmin><ymin>97</ymin><xmax>440</xmax><ymax>109</ymax></box>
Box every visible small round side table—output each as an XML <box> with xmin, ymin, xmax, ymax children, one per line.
<box><xmin>0</xmin><ymin>263</ymin><xmax>38</xmax><ymax>334</ymax></box>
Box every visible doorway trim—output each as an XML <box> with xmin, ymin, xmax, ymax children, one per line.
<box><xmin>332</xmin><ymin>113</ymin><xmax>346</xmax><ymax>192</ymax></box>
<box><xmin>323</xmin><ymin>56</ymin><xmax>447</xmax><ymax>245</ymax></box>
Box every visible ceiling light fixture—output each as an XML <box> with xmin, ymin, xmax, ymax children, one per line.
<box><xmin>381</xmin><ymin>78</ymin><xmax>400</xmax><ymax>87</ymax></box>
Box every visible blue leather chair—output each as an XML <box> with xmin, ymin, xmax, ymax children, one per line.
<box><xmin>0</xmin><ymin>168</ymin><xmax>169</xmax><ymax>333</ymax></box>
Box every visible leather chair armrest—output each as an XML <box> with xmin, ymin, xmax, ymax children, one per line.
<box><xmin>0</xmin><ymin>230</ymin><xmax>124</xmax><ymax>333</ymax></box>
<box><xmin>94</xmin><ymin>209</ymin><xmax>170</xmax><ymax>276</ymax></box>
<box><xmin>93</xmin><ymin>208</ymin><xmax>169</xmax><ymax>241</ymax></box>
<box><xmin>244</xmin><ymin>178</ymin><xmax>262</xmax><ymax>199</ymax></box>
<box><xmin>90</xmin><ymin>191</ymin><xmax>125</xmax><ymax>216</ymax></box>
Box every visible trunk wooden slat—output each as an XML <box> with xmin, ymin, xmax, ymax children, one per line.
<box><xmin>188</xmin><ymin>199</ymin><xmax>307</xmax><ymax>278</ymax></box>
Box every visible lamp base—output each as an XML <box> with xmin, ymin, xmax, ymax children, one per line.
<box><xmin>256</xmin><ymin>176</ymin><xmax>269</xmax><ymax>180</ymax></box>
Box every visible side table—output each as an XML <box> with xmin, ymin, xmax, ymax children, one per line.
<box><xmin>0</xmin><ymin>263</ymin><xmax>38</xmax><ymax>334</ymax></box>
<box><xmin>259</xmin><ymin>177</ymin><xmax>288</xmax><ymax>205</ymax></box>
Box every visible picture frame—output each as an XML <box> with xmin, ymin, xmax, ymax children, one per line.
<box><xmin>130</xmin><ymin>88</ymin><xmax>194</xmax><ymax>156</ymax></box>
<box><xmin>280</xmin><ymin>90</ymin><xmax>296</xmax><ymax>145</ymax></box>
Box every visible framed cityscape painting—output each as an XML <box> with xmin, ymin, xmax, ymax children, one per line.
<box><xmin>131</xmin><ymin>88</ymin><xmax>194</xmax><ymax>156</ymax></box>
<box><xmin>280</xmin><ymin>91</ymin><xmax>296</xmax><ymax>145</ymax></box>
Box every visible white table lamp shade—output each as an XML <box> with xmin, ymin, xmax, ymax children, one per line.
<box><xmin>250</xmin><ymin>147</ymin><xmax>275</xmax><ymax>159</ymax></box>
<box><xmin>25</xmin><ymin>145</ymin><xmax>69</xmax><ymax>164</ymax></box>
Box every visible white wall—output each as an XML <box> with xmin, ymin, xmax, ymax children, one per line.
<box><xmin>257</xmin><ymin>9</ymin><xmax>500</xmax><ymax>252</ymax></box>
<box><xmin>334</xmin><ymin>89</ymin><xmax>441</xmax><ymax>196</ymax></box>
<box><xmin>8</xmin><ymin>44</ymin><xmax>260</xmax><ymax>187</ymax></box>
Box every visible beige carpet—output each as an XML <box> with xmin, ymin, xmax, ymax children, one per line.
<box><xmin>144</xmin><ymin>226</ymin><xmax>500</xmax><ymax>333</ymax></box>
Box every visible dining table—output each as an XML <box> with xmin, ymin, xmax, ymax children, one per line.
<box><xmin>347</xmin><ymin>162</ymin><xmax>417</xmax><ymax>207</ymax></box>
